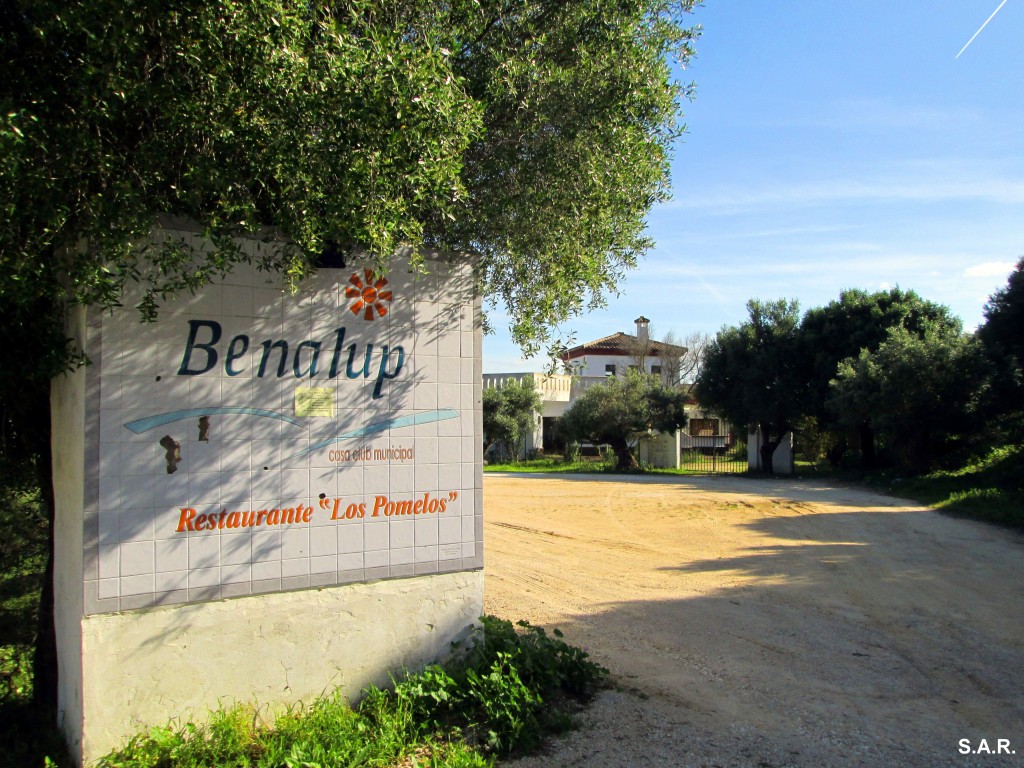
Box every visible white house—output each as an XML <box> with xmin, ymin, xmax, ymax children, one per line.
<box><xmin>560</xmin><ymin>315</ymin><xmax>681</xmax><ymax>379</ymax></box>
<box><xmin>483</xmin><ymin>317</ymin><xmax>689</xmax><ymax>461</ymax></box>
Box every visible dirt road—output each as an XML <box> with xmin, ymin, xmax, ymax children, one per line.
<box><xmin>483</xmin><ymin>473</ymin><xmax>1024</xmax><ymax>767</ymax></box>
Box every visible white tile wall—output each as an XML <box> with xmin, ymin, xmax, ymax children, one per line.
<box><xmin>87</xmin><ymin>254</ymin><xmax>481</xmax><ymax>613</ymax></box>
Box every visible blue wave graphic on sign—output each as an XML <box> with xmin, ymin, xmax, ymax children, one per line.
<box><xmin>280</xmin><ymin>409</ymin><xmax>460</xmax><ymax>463</ymax></box>
<box><xmin>123</xmin><ymin>407</ymin><xmax>305</xmax><ymax>434</ymax></box>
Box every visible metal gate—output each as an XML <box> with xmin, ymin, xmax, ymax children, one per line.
<box><xmin>679</xmin><ymin>434</ymin><xmax>748</xmax><ymax>474</ymax></box>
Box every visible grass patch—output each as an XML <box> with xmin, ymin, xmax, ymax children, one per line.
<box><xmin>96</xmin><ymin>616</ymin><xmax>606</xmax><ymax>767</ymax></box>
<box><xmin>798</xmin><ymin>444</ymin><xmax>1024</xmax><ymax>529</ymax></box>
<box><xmin>484</xmin><ymin>456</ymin><xmax>611</xmax><ymax>473</ymax></box>
<box><xmin>485</xmin><ymin>452</ymin><xmax>749</xmax><ymax>476</ymax></box>
<box><xmin>894</xmin><ymin>445</ymin><xmax>1024</xmax><ymax>528</ymax></box>
<box><xmin>97</xmin><ymin>694</ymin><xmax>488</xmax><ymax>768</ymax></box>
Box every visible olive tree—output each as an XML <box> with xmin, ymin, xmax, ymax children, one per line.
<box><xmin>482</xmin><ymin>380</ymin><xmax>542</xmax><ymax>462</ymax></box>
<box><xmin>1</xmin><ymin>0</ymin><xmax>702</xmax><ymax>706</ymax></box>
<box><xmin>799</xmin><ymin>288</ymin><xmax>962</xmax><ymax>466</ymax></box>
<box><xmin>828</xmin><ymin>320</ymin><xmax>986</xmax><ymax>472</ymax></box>
<box><xmin>1</xmin><ymin>0</ymin><xmax>700</xmax><ymax>363</ymax></box>
<box><xmin>558</xmin><ymin>370</ymin><xmax>688</xmax><ymax>471</ymax></box>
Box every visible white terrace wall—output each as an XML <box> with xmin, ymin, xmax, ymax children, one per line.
<box><xmin>52</xmin><ymin>231</ymin><xmax>483</xmax><ymax>764</ymax></box>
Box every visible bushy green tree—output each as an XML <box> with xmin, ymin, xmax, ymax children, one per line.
<box><xmin>799</xmin><ymin>288</ymin><xmax>961</xmax><ymax>466</ymax></box>
<box><xmin>981</xmin><ymin>259</ymin><xmax>1024</xmax><ymax>359</ymax></box>
<box><xmin>1</xmin><ymin>0</ymin><xmax>701</xmax><ymax>705</ymax></box>
<box><xmin>828</xmin><ymin>320</ymin><xmax>986</xmax><ymax>472</ymax></box>
<box><xmin>483</xmin><ymin>380</ymin><xmax>541</xmax><ymax>462</ymax></box>
<box><xmin>558</xmin><ymin>369</ymin><xmax>687</xmax><ymax>471</ymax></box>
<box><xmin>978</xmin><ymin>258</ymin><xmax>1024</xmax><ymax>429</ymax></box>
<box><xmin>696</xmin><ymin>299</ymin><xmax>804</xmax><ymax>474</ymax></box>
<box><xmin>1</xmin><ymin>0</ymin><xmax>701</xmax><ymax>368</ymax></box>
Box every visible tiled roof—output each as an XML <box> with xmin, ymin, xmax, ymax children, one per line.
<box><xmin>561</xmin><ymin>332</ymin><xmax>687</xmax><ymax>360</ymax></box>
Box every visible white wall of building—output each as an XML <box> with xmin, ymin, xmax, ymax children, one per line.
<box><xmin>565</xmin><ymin>353</ymin><xmax>664</xmax><ymax>379</ymax></box>
<box><xmin>52</xmin><ymin>306</ymin><xmax>87</xmax><ymax>758</ymax></box>
<box><xmin>482</xmin><ymin>373</ymin><xmax>572</xmax><ymax>453</ymax></box>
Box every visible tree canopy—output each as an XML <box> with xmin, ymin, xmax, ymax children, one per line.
<box><xmin>697</xmin><ymin>288</ymin><xmax>996</xmax><ymax>473</ymax></box>
<box><xmin>1</xmin><ymin>0</ymin><xmax>701</xmax><ymax>371</ymax></box>
<box><xmin>695</xmin><ymin>299</ymin><xmax>804</xmax><ymax>473</ymax></box>
<box><xmin>798</xmin><ymin>288</ymin><xmax>962</xmax><ymax>465</ymax></box>
<box><xmin>829</xmin><ymin>320</ymin><xmax>985</xmax><ymax>472</ymax></box>
<box><xmin>979</xmin><ymin>258</ymin><xmax>1024</xmax><ymax>420</ymax></box>
<box><xmin>799</xmin><ymin>288</ymin><xmax>961</xmax><ymax>420</ymax></box>
<box><xmin>981</xmin><ymin>258</ymin><xmax>1024</xmax><ymax>358</ymax></box>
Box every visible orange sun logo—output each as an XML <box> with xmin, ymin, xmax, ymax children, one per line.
<box><xmin>346</xmin><ymin>269</ymin><xmax>392</xmax><ymax>320</ymax></box>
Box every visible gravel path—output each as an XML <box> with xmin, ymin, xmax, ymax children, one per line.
<box><xmin>483</xmin><ymin>473</ymin><xmax>1024</xmax><ymax>767</ymax></box>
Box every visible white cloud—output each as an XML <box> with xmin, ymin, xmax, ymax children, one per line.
<box><xmin>664</xmin><ymin>177</ymin><xmax>1024</xmax><ymax>214</ymax></box>
<box><xmin>963</xmin><ymin>261</ymin><xmax>1015</xmax><ymax>278</ymax></box>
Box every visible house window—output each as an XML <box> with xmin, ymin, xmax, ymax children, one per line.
<box><xmin>651</xmin><ymin>365</ymin><xmax>662</xmax><ymax>375</ymax></box>
<box><xmin>605</xmin><ymin>364</ymin><xmax>616</xmax><ymax>376</ymax></box>
<box><xmin>690</xmin><ymin>418</ymin><xmax>720</xmax><ymax>436</ymax></box>
<box><xmin>628</xmin><ymin>364</ymin><xmax>640</xmax><ymax>372</ymax></box>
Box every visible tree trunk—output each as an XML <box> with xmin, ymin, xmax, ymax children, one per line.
<box><xmin>859</xmin><ymin>421</ymin><xmax>876</xmax><ymax>469</ymax></box>
<box><xmin>611</xmin><ymin>438</ymin><xmax>637</xmax><ymax>472</ymax></box>
<box><xmin>826</xmin><ymin>437</ymin><xmax>847</xmax><ymax>467</ymax></box>
<box><xmin>759</xmin><ymin>437</ymin><xmax>776</xmax><ymax>475</ymax></box>
<box><xmin>757</xmin><ymin>424</ymin><xmax>784</xmax><ymax>475</ymax></box>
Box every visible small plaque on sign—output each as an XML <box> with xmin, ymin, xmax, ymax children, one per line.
<box><xmin>295</xmin><ymin>387</ymin><xmax>335</xmax><ymax>417</ymax></box>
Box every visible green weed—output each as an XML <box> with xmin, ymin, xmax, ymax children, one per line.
<box><xmin>368</xmin><ymin>616</ymin><xmax>607</xmax><ymax>757</ymax></box>
<box><xmin>485</xmin><ymin>452</ymin><xmax>748</xmax><ymax>476</ymax></box>
<box><xmin>483</xmin><ymin>456</ymin><xmax>605</xmax><ymax>473</ymax></box>
<box><xmin>0</xmin><ymin>483</ymin><xmax>47</xmax><ymax>702</ymax></box>
<box><xmin>898</xmin><ymin>444</ymin><xmax>1024</xmax><ymax>527</ymax></box>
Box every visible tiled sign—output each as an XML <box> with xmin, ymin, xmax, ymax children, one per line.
<box><xmin>82</xmin><ymin>241</ymin><xmax>482</xmax><ymax>614</ymax></box>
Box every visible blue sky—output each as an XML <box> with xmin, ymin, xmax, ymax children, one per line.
<box><xmin>483</xmin><ymin>0</ymin><xmax>1024</xmax><ymax>372</ymax></box>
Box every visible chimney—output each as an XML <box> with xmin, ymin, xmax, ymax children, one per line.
<box><xmin>634</xmin><ymin>315</ymin><xmax>650</xmax><ymax>344</ymax></box>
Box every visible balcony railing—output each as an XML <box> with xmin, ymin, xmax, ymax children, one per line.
<box><xmin>483</xmin><ymin>372</ymin><xmax>616</xmax><ymax>402</ymax></box>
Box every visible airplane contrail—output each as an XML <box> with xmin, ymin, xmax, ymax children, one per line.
<box><xmin>956</xmin><ymin>0</ymin><xmax>1009</xmax><ymax>58</ymax></box>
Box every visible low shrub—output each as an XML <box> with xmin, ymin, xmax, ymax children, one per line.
<box><xmin>897</xmin><ymin>444</ymin><xmax>1024</xmax><ymax>528</ymax></box>
<box><xmin>802</xmin><ymin>442</ymin><xmax>1024</xmax><ymax>529</ymax></box>
<box><xmin>378</xmin><ymin>616</ymin><xmax>606</xmax><ymax>755</ymax></box>
<box><xmin>95</xmin><ymin>616</ymin><xmax>606</xmax><ymax>767</ymax></box>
